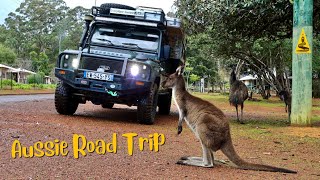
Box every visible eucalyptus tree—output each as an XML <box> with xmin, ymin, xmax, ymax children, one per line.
<box><xmin>176</xmin><ymin>0</ymin><xmax>320</xmax><ymax>97</ymax></box>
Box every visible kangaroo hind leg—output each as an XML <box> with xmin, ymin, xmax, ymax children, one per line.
<box><xmin>177</xmin><ymin>142</ymin><xmax>213</xmax><ymax>168</ymax></box>
<box><xmin>180</xmin><ymin>149</ymin><xmax>214</xmax><ymax>161</ymax></box>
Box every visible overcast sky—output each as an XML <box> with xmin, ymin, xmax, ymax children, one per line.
<box><xmin>0</xmin><ymin>0</ymin><xmax>175</xmax><ymax>24</ymax></box>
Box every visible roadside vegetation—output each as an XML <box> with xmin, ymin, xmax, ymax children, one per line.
<box><xmin>176</xmin><ymin>0</ymin><xmax>320</xmax><ymax>98</ymax></box>
<box><xmin>0</xmin><ymin>0</ymin><xmax>89</xmax><ymax>77</ymax></box>
<box><xmin>0</xmin><ymin>79</ymin><xmax>56</xmax><ymax>90</ymax></box>
<box><xmin>194</xmin><ymin>93</ymin><xmax>320</xmax><ymax>125</ymax></box>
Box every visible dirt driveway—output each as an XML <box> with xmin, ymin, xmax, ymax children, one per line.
<box><xmin>0</xmin><ymin>97</ymin><xmax>319</xmax><ymax>179</ymax></box>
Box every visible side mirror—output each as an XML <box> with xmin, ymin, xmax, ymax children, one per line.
<box><xmin>163</xmin><ymin>45</ymin><xmax>170</xmax><ymax>60</ymax></box>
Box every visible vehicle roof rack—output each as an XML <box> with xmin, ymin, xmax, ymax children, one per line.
<box><xmin>91</xmin><ymin>6</ymin><xmax>166</xmax><ymax>24</ymax></box>
<box><xmin>136</xmin><ymin>6</ymin><xmax>164</xmax><ymax>12</ymax></box>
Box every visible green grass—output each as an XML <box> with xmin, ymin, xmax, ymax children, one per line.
<box><xmin>1</xmin><ymin>83</ymin><xmax>56</xmax><ymax>90</ymax></box>
<box><xmin>230</xmin><ymin>120</ymin><xmax>320</xmax><ymax>146</ymax></box>
<box><xmin>192</xmin><ymin>92</ymin><xmax>284</xmax><ymax>108</ymax></box>
<box><xmin>193</xmin><ymin>92</ymin><xmax>320</xmax><ymax>111</ymax></box>
<box><xmin>193</xmin><ymin>92</ymin><xmax>320</xmax><ymax>125</ymax></box>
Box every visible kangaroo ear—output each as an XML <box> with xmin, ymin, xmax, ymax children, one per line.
<box><xmin>162</xmin><ymin>73</ymin><xmax>169</xmax><ymax>77</ymax></box>
<box><xmin>176</xmin><ymin>65</ymin><xmax>185</xmax><ymax>75</ymax></box>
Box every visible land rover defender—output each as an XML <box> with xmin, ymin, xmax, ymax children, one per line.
<box><xmin>54</xmin><ymin>3</ymin><xmax>185</xmax><ymax>124</ymax></box>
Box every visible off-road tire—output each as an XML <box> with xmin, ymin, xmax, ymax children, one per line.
<box><xmin>55</xmin><ymin>82</ymin><xmax>78</xmax><ymax>115</ymax></box>
<box><xmin>158</xmin><ymin>91</ymin><xmax>172</xmax><ymax>115</ymax></box>
<box><xmin>137</xmin><ymin>83</ymin><xmax>159</xmax><ymax>125</ymax></box>
<box><xmin>100</xmin><ymin>3</ymin><xmax>135</xmax><ymax>15</ymax></box>
<box><xmin>101</xmin><ymin>103</ymin><xmax>114</xmax><ymax>109</ymax></box>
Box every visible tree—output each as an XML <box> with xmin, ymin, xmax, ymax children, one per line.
<box><xmin>0</xmin><ymin>25</ymin><xmax>9</xmax><ymax>45</ymax></box>
<box><xmin>29</xmin><ymin>51</ymin><xmax>52</xmax><ymax>75</ymax></box>
<box><xmin>189</xmin><ymin>74</ymin><xmax>200</xmax><ymax>84</ymax></box>
<box><xmin>60</xmin><ymin>6</ymin><xmax>90</xmax><ymax>51</ymax></box>
<box><xmin>4</xmin><ymin>0</ymin><xmax>69</xmax><ymax>62</ymax></box>
<box><xmin>0</xmin><ymin>44</ymin><xmax>16</xmax><ymax>65</ymax></box>
<box><xmin>176</xmin><ymin>0</ymin><xmax>320</xmax><ymax>98</ymax></box>
<box><xmin>186</xmin><ymin>33</ymin><xmax>219</xmax><ymax>89</ymax></box>
<box><xmin>3</xmin><ymin>0</ymin><xmax>90</xmax><ymax>74</ymax></box>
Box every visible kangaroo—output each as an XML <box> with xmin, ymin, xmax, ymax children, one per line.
<box><xmin>279</xmin><ymin>90</ymin><xmax>292</xmax><ymax>117</ymax></box>
<box><xmin>161</xmin><ymin>65</ymin><xmax>297</xmax><ymax>173</ymax></box>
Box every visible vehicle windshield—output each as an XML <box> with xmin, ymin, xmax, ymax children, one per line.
<box><xmin>91</xmin><ymin>25</ymin><xmax>160</xmax><ymax>52</ymax></box>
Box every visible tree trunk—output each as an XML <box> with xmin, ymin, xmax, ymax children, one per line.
<box><xmin>235</xmin><ymin>60</ymin><xmax>244</xmax><ymax>79</ymax></box>
<box><xmin>257</xmin><ymin>76</ymin><xmax>270</xmax><ymax>99</ymax></box>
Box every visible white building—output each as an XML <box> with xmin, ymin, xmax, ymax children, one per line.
<box><xmin>0</xmin><ymin>64</ymin><xmax>39</xmax><ymax>84</ymax></box>
<box><xmin>239</xmin><ymin>74</ymin><xmax>257</xmax><ymax>90</ymax></box>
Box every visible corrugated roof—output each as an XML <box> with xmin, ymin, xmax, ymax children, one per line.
<box><xmin>0</xmin><ymin>64</ymin><xmax>36</xmax><ymax>74</ymax></box>
<box><xmin>0</xmin><ymin>64</ymin><xmax>19</xmax><ymax>71</ymax></box>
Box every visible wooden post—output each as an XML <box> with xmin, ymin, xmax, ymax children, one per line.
<box><xmin>10</xmin><ymin>71</ymin><xmax>13</xmax><ymax>90</ymax></box>
<box><xmin>291</xmin><ymin>0</ymin><xmax>313</xmax><ymax>126</ymax></box>
<box><xmin>0</xmin><ymin>72</ymin><xmax>2</xmax><ymax>89</ymax></box>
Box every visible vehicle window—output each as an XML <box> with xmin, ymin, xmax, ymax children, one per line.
<box><xmin>91</xmin><ymin>25</ymin><xmax>160</xmax><ymax>52</ymax></box>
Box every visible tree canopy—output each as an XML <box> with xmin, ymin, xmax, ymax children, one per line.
<box><xmin>176</xmin><ymin>0</ymin><xmax>320</xmax><ymax>97</ymax></box>
<box><xmin>2</xmin><ymin>0</ymin><xmax>89</xmax><ymax>75</ymax></box>
<box><xmin>0</xmin><ymin>44</ymin><xmax>16</xmax><ymax>65</ymax></box>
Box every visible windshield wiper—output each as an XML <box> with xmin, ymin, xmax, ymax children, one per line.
<box><xmin>121</xmin><ymin>43</ymin><xmax>142</xmax><ymax>49</ymax></box>
<box><xmin>97</xmin><ymin>38</ymin><xmax>114</xmax><ymax>45</ymax></box>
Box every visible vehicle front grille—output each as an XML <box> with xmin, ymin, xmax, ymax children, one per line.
<box><xmin>81</xmin><ymin>56</ymin><xmax>124</xmax><ymax>75</ymax></box>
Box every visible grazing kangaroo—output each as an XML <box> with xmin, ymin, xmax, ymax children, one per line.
<box><xmin>279</xmin><ymin>90</ymin><xmax>292</xmax><ymax>118</ymax></box>
<box><xmin>229</xmin><ymin>70</ymin><xmax>248</xmax><ymax>124</ymax></box>
<box><xmin>162</xmin><ymin>66</ymin><xmax>297</xmax><ymax>173</ymax></box>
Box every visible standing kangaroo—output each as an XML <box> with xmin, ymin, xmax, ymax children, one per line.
<box><xmin>162</xmin><ymin>66</ymin><xmax>296</xmax><ymax>173</ymax></box>
<box><xmin>279</xmin><ymin>90</ymin><xmax>292</xmax><ymax>118</ymax></box>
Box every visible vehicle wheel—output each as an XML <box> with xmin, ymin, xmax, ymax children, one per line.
<box><xmin>55</xmin><ymin>82</ymin><xmax>78</xmax><ymax>115</ymax></box>
<box><xmin>101</xmin><ymin>103</ymin><xmax>114</xmax><ymax>109</ymax></box>
<box><xmin>100</xmin><ymin>3</ymin><xmax>135</xmax><ymax>15</ymax></box>
<box><xmin>137</xmin><ymin>83</ymin><xmax>159</xmax><ymax>125</ymax></box>
<box><xmin>158</xmin><ymin>90</ymin><xmax>172</xmax><ymax>115</ymax></box>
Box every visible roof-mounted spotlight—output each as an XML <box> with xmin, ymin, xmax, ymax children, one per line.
<box><xmin>92</xmin><ymin>7</ymin><xmax>98</xmax><ymax>16</ymax></box>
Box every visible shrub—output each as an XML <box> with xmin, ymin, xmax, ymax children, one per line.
<box><xmin>13</xmin><ymin>84</ymin><xmax>33</xmax><ymax>90</ymax></box>
<box><xmin>0</xmin><ymin>79</ymin><xmax>17</xmax><ymax>86</ymax></box>
<box><xmin>42</xmin><ymin>84</ymin><xmax>56</xmax><ymax>89</ymax></box>
<box><xmin>27</xmin><ymin>74</ymin><xmax>44</xmax><ymax>84</ymax></box>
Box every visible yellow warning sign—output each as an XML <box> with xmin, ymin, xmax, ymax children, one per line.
<box><xmin>295</xmin><ymin>28</ymin><xmax>311</xmax><ymax>54</ymax></box>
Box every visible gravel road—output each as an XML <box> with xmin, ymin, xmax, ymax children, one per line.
<box><xmin>0</xmin><ymin>97</ymin><xmax>316</xmax><ymax>179</ymax></box>
<box><xmin>0</xmin><ymin>94</ymin><xmax>54</xmax><ymax>104</ymax></box>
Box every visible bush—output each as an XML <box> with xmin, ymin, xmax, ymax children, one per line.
<box><xmin>0</xmin><ymin>79</ymin><xmax>17</xmax><ymax>86</ymax></box>
<box><xmin>27</xmin><ymin>74</ymin><xmax>44</xmax><ymax>84</ymax></box>
<box><xmin>11</xmin><ymin>83</ymin><xmax>56</xmax><ymax>90</ymax></box>
<box><xmin>40</xmin><ymin>84</ymin><xmax>56</xmax><ymax>89</ymax></box>
<box><xmin>13</xmin><ymin>84</ymin><xmax>33</xmax><ymax>90</ymax></box>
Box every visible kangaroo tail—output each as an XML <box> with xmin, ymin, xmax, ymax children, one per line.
<box><xmin>220</xmin><ymin>137</ymin><xmax>297</xmax><ymax>174</ymax></box>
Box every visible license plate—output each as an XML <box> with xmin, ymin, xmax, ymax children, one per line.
<box><xmin>84</xmin><ymin>71</ymin><xmax>114</xmax><ymax>81</ymax></box>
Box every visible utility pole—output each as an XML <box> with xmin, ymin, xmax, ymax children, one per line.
<box><xmin>291</xmin><ymin>0</ymin><xmax>313</xmax><ymax>126</ymax></box>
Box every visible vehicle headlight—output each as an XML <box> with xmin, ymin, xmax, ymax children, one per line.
<box><xmin>59</xmin><ymin>54</ymin><xmax>79</xmax><ymax>70</ymax></box>
<box><xmin>72</xmin><ymin>58</ymin><xmax>80</xmax><ymax>69</ymax></box>
<box><xmin>130</xmin><ymin>65</ymin><xmax>140</xmax><ymax>76</ymax></box>
<box><xmin>126</xmin><ymin>62</ymin><xmax>150</xmax><ymax>80</ymax></box>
